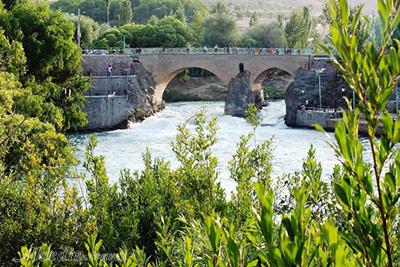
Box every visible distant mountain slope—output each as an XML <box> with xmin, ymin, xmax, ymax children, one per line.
<box><xmin>202</xmin><ymin>0</ymin><xmax>376</xmax><ymax>32</ymax></box>
<box><xmin>202</xmin><ymin>0</ymin><xmax>377</xmax><ymax>16</ymax></box>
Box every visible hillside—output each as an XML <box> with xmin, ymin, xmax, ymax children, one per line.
<box><xmin>202</xmin><ymin>0</ymin><xmax>377</xmax><ymax>32</ymax></box>
<box><xmin>203</xmin><ymin>0</ymin><xmax>376</xmax><ymax>15</ymax></box>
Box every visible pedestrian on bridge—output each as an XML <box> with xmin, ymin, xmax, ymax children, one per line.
<box><xmin>214</xmin><ymin>44</ymin><xmax>218</xmax><ymax>54</ymax></box>
<box><xmin>186</xmin><ymin>42</ymin><xmax>191</xmax><ymax>54</ymax></box>
<box><xmin>107</xmin><ymin>64</ymin><xmax>112</xmax><ymax>77</ymax></box>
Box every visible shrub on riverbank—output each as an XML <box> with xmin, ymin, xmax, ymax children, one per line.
<box><xmin>263</xmin><ymin>85</ymin><xmax>285</xmax><ymax>100</ymax></box>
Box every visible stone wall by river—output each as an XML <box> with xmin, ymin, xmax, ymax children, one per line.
<box><xmin>81</xmin><ymin>56</ymin><xmax>161</xmax><ymax>131</ymax></box>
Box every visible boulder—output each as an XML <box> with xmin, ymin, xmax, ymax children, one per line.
<box><xmin>127</xmin><ymin>61</ymin><xmax>161</xmax><ymax>122</ymax></box>
<box><xmin>224</xmin><ymin>70</ymin><xmax>262</xmax><ymax>117</ymax></box>
<box><xmin>285</xmin><ymin>59</ymin><xmax>351</xmax><ymax>127</ymax></box>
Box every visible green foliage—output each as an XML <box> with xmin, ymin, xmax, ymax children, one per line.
<box><xmin>241</xmin><ymin>22</ymin><xmax>287</xmax><ymax>48</ymax></box>
<box><xmin>66</xmin><ymin>14</ymin><xmax>101</xmax><ymax>48</ymax></box>
<box><xmin>0</xmin><ymin>114</ymin><xmax>88</xmax><ymax>261</ymax></box>
<box><xmin>119</xmin><ymin>0</ymin><xmax>133</xmax><ymax>25</ymax></box>
<box><xmin>94</xmin><ymin>16</ymin><xmax>194</xmax><ymax>48</ymax></box>
<box><xmin>0</xmin><ymin>29</ymin><xmax>26</xmax><ymax>76</ymax></box>
<box><xmin>133</xmin><ymin>0</ymin><xmax>206</xmax><ymax>24</ymax></box>
<box><xmin>322</xmin><ymin>0</ymin><xmax>400</xmax><ymax>265</ymax></box>
<box><xmin>0</xmin><ymin>1</ymin><xmax>89</xmax><ymax>131</ymax></box>
<box><xmin>52</xmin><ymin>0</ymin><xmax>206</xmax><ymax>26</ymax></box>
<box><xmin>246</xmin><ymin>103</ymin><xmax>261</xmax><ymax>128</ymax></box>
<box><xmin>52</xmin><ymin>0</ymin><xmax>123</xmax><ymax>25</ymax></box>
<box><xmin>322</xmin><ymin>0</ymin><xmax>371</xmax><ymax>50</ymax></box>
<box><xmin>249</xmin><ymin>11</ymin><xmax>259</xmax><ymax>28</ymax></box>
<box><xmin>189</xmin><ymin>8</ymin><xmax>208</xmax><ymax>45</ymax></box>
<box><xmin>1</xmin><ymin>3</ymin><xmax>81</xmax><ymax>82</ymax></box>
<box><xmin>285</xmin><ymin>7</ymin><xmax>313</xmax><ymax>48</ymax></box>
<box><xmin>201</xmin><ymin>1</ymin><xmax>239</xmax><ymax>46</ymax></box>
<box><xmin>263</xmin><ymin>85</ymin><xmax>285</xmax><ymax>100</ymax></box>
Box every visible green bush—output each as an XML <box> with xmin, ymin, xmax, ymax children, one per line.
<box><xmin>263</xmin><ymin>85</ymin><xmax>285</xmax><ymax>100</ymax></box>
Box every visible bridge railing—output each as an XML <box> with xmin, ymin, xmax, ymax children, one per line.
<box><xmin>83</xmin><ymin>47</ymin><xmax>313</xmax><ymax>56</ymax></box>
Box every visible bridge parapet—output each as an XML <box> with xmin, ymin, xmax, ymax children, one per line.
<box><xmin>84</xmin><ymin>47</ymin><xmax>312</xmax><ymax>56</ymax></box>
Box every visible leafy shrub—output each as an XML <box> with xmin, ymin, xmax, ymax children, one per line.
<box><xmin>263</xmin><ymin>85</ymin><xmax>285</xmax><ymax>100</ymax></box>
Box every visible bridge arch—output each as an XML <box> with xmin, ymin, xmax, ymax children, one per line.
<box><xmin>251</xmin><ymin>67</ymin><xmax>295</xmax><ymax>92</ymax></box>
<box><xmin>136</xmin><ymin>54</ymin><xmax>310</xmax><ymax>106</ymax></box>
<box><xmin>154</xmin><ymin>66</ymin><xmax>228</xmax><ymax>106</ymax></box>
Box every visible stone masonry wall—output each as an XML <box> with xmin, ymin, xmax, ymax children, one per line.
<box><xmin>87</xmin><ymin>76</ymin><xmax>134</xmax><ymax>96</ymax></box>
<box><xmin>296</xmin><ymin>109</ymin><xmax>340</xmax><ymax>130</ymax></box>
<box><xmin>84</xmin><ymin>96</ymin><xmax>129</xmax><ymax>130</ymax></box>
<box><xmin>81</xmin><ymin>56</ymin><xmax>159</xmax><ymax>131</ymax></box>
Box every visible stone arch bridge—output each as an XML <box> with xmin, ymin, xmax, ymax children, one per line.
<box><xmin>83</xmin><ymin>53</ymin><xmax>311</xmax><ymax>106</ymax></box>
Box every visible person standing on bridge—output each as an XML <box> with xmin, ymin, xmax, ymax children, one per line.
<box><xmin>107</xmin><ymin>64</ymin><xmax>112</xmax><ymax>77</ymax></box>
<box><xmin>186</xmin><ymin>42</ymin><xmax>191</xmax><ymax>54</ymax></box>
<box><xmin>214</xmin><ymin>44</ymin><xmax>218</xmax><ymax>54</ymax></box>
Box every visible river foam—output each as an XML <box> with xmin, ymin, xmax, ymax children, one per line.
<box><xmin>70</xmin><ymin>101</ymin><xmax>338</xmax><ymax>193</ymax></box>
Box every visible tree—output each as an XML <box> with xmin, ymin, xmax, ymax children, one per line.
<box><xmin>119</xmin><ymin>23</ymin><xmax>144</xmax><ymax>47</ymax></box>
<box><xmin>174</xmin><ymin>6</ymin><xmax>186</xmax><ymax>23</ymax></box>
<box><xmin>211</xmin><ymin>0</ymin><xmax>229</xmax><ymax>15</ymax></box>
<box><xmin>94</xmin><ymin>15</ymin><xmax>193</xmax><ymax>48</ymax></box>
<box><xmin>119</xmin><ymin>0</ymin><xmax>132</xmax><ymax>25</ymax></box>
<box><xmin>66</xmin><ymin>14</ymin><xmax>100</xmax><ymax>48</ymax></box>
<box><xmin>93</xmin><ymin>27</ymin><xmax>125</xmax><ymax>48</ymax></box>
<box><xmin>249</xmin><ymin>11</ymin><xmax>259</xmax><ymax>27</ymax></box>
<box><xmin>322</xmin><ymin>1</ymin><xmax>370</xmax><ymax>50</ymax></box>
<box><xmin>133</xmin><ymin>0</ymin><xmax>206</xmax><ymax>24</ymax></box>
<box><xmin>242</xmin><ymin>22</ymin><xmax>286</xmax><ymax>47</ymax></box>
<box><xmin>201</xmin><ymin>1</ymin><xmax>239</xmax><ymax>46</ymax></box>
<box><xmin>106</xmin><ymin>0</ymin><xmax>110</xmax><ymax>25</ymax></box>
<box><xmin>1</xmin><ymin>0</ymin><xmax>21</xmax><ymax>10</ymax></box>
<box><xmin>0</xmin><ymin>29</ymin><xmax>26</xmax><ymax>76</ymax></box>
<box><xmin>154</xmin><ymin>15</ymin><xmax>193</xmax><ymax>47</ymax></box>
<box><xmin>1</xmin><ymin>3</ymin><xmax>81</xmax><ymax>82</ymax></box>
<box><xmin>285</xmin><ymin>7</ymin><xmax>313</xmax><ymax>48</ymax></box>
<box><xmin>0</xmin><ymin>2</ymin><xmax>89</xmax><ymax>130</ymax></box>
<box><xmin>189</xmin><ymin>9</ymin><xmax>207</xmax><ymax>45</ymax></box>
<box><xmin>51</xmin><ymin>0</ymin><xmax>122</xmax><ymax>25</ymax></box>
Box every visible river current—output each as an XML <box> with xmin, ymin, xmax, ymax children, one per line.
<box><xmin>69</xmin><ymin>100</ymin><xmax>339</xmax><ymax>193</ymax></box>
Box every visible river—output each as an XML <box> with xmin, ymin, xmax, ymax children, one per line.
<box><xmin>69</xmin><ymin>100</ymin><xmax>339</xmax><ymax>193</ymax></box>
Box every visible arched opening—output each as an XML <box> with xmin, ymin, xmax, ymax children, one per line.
<box><xmin>253</xmin><ymin>67</ymin><xmax>294</xmax><ymax>101</ymax></box>
<box><xmin>156</xmin><ymin>68</ymin><xmax>225</xmax><ymax>104</ymax></box>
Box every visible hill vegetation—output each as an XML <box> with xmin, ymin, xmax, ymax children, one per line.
<box><xmin>50</xmin><ymin>0</ymin><xmax>325</xmax><ymax>51</ymax></box>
